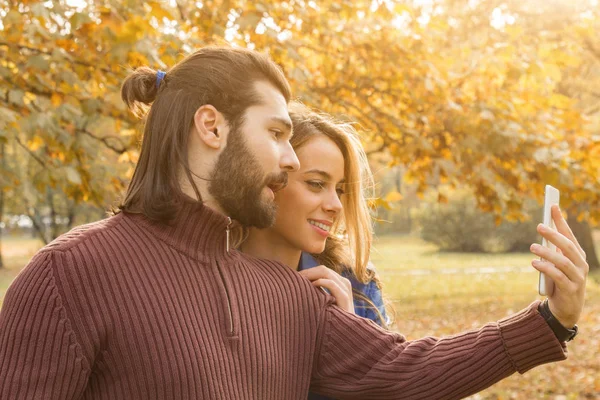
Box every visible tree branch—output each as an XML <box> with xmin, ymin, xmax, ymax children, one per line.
<box><xmin>366</xmin><ymin>143</ymin><xmax>387</xmax><ymax>156</ymax></box>
<box><xmin>14</xmin><ymin>137</ymin><xmax>47</xmax><ymax>168</ymax></box>
<box><xmin>0</xmin><ymin>41</ymin><xmax>116</xmax><ymax>75</ymax></box>
<box><xmin>1</xmin><ymin>89</ymin><xmax>132</xmax><ymax>156</ymax></box>
<box><xmin>583</xmin><ymin>38</ymin><xmax>600</xmax><ymax>63</ymax></box>
<box><xmin>78</xmin><ymin>128</ymin><xmax>128</xmax><ymax>154</ymax></box>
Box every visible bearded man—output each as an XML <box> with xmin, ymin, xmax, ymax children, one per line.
<box><xmin>0</xmin><ymin>47</ymin><xmax>587</xmax><ymax>400</ymax></box>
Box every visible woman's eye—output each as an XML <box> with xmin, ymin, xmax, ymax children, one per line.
<box><xmin>336</xmin><ymin>187</ymin><xmax>345</xmax><ymax>197</ymax></box>
<box><xmin>307</xmin><ymin>181</ymin><xmax>324</xmax><ymax>190</ymax></box>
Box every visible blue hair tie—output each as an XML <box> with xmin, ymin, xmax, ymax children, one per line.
<box><xmin>156</xmin><ymin>70</ymin><xmax>166</xmax><ymax>88</ymax></box>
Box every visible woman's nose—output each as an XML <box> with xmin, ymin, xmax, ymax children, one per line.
<box><xmin>324</xmin><ymin>190</ymin><xmax>343</xmax><ymax>215</ymax></box>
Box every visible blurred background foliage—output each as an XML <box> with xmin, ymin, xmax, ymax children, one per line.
<box><xmin>0</xmin><ymin>0</ymin><xmax>599</xmax><ymax>268</ymax></box>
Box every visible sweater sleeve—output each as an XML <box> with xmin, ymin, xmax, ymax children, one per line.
<box><xmin>0</xmin><ymin>251</ymin><xmax>91</xmax><ymax>400</ymax></box>
<box><xmin>310</xmin><ymin>300</ymin><xmax>567</xmax><ymax>400</ymax></box>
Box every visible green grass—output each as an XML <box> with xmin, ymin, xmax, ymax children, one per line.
<box><xmin>0</xmin><ymin>237</ymin><xmax>43</xmax><ymax>308</ymax></box>
<box><xmin>372</xmin><ymin>235</ymin><xmax>537</xmax><ymax>271</ymax></box>
<box><xmin>1</xmin><ymin>234</ymin><xmax>599</xmax><ymax>398</ymax></box>
<box><xmin>372</xmin><ymin>235</ymin><xmax>541</xmax><ymax>310</ymax></box>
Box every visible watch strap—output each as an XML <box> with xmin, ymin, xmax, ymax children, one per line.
<box><xmin>538</xmin><ymin>299</ymin><xmax>578</xmax><ymax>342</ymax></box>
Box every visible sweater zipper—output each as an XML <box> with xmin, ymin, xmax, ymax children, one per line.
<box><xmin>215</xmin><ymin>260</ymin><xmax>235</xmax><ymax>336</ymax></box>
<box><xmin>225</xmin><ymin>217</ymin><xmax>232</xmax><ymax>253</ymax></box>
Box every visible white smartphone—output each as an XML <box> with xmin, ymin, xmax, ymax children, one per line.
<box><xmin>538</xmin><ymin>185</ymin><xmax>559</xmax><ymax>296</ymax></box>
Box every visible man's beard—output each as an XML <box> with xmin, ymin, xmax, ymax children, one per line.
<box><xmin>208</xmin><ymin>125</ymin><xmax>288</xmax><ymax>228</ymax></box>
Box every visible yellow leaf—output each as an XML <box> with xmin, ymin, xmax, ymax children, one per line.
<box><xmin>27</xmin><ymin>136</ymin><xmax>44</xmax><ymax>151</ymax></box>
<box><xmin>51</xmin><ymin>93</ymin><xmax>62</xmax><ymax>106</ymax></box>
<box><xmin>548</xmin><ymin>93</ymin><xmax>571</xmax><ymax>109</ymax></box>
<box><xmin>385</xmin><ymin>191</ymin><xmax>403</xmax><ymax>202</ymax></box>
<box><xmin>146</xmin><ymin>1</ymin><xmax>174</xmax><ymax>20</ymax></box>
<box><xmin>120</xmin><ymin>129</ymin><xmax>136</xmax><ymax>137</ymax></box>
<box><xmin>394</xmin><ymin>4</ymin><xmax>413</xmax><ymax>15</ymax></box>
<box><xmin>23</xmin><ymin>92</ymin><xmax>36</xmax><ymax>105</ymax></box>
<box><xmin>128</xmin><ymin>52</ymin><xmax>149</xmax><ymax>67</ymax></box>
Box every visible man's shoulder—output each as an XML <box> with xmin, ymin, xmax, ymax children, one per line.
<box><xmin>5</xmin><ymin>215</ymin><xmax>127</xmax><ymax>304</ymax></box>
<box><xmin>41</xmin><ymin>213</ymin><xmax>126</xmax><ymax>255</ymax></box>
<box><xmin>24</xmin><ymin>212</ymin><xmax>148</xmax><ymax>289</ymax></box>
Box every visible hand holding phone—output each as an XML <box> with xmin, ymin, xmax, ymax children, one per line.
<box><xmin>538</xmin><ymin>185</ymin><xmax>559</xmax><ymax>296</ymax></box>
<box><xmin>530</xmin><ymin>192</ymin><xmax>588</xmax><ymax>330</ymax></box>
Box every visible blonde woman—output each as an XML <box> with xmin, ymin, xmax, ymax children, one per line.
<box><xmin>239</xmin><ymin>103</ymin><xmax>388</xmax><ymax>319</ymax></box>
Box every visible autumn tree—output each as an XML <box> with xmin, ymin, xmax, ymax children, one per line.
<box><xmin>223</xmin><ymin>0</ymin><xmax>600</xmax><ymax>266</ymax></box>
<box><xmin>0</xmin><ymin>0</ymin><xmax>182</xmax><ymax>249</ymax></box>
<box><xmin>0</xmin><ymin>0</ymin><xmax>598</xmax><ymax>267</ymax></box>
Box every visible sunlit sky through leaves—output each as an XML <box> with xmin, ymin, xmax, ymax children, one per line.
<box><xmin>10</xmin><ymin>0</ymin><xmax>598</xmax><ymax>36</ymax></box>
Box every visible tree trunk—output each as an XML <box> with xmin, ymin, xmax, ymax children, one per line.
<box><xmin>66</xmin><ymin>204</ymin><xmax>76</xmax><ymax>230</ymax></box>
<box><xmin>27</xmin><ymin>210</ymin><xmax>49</xmax><ymax>246</ymax></box>
<box><xmin>0</xmin><ymin>142</ymin><xmax>5</xmax><ymax>269</ymax></box>
<box><xmin>567</xmin><ymin>213</ymin><xmax>599</xmax><ymax>272</ymax></box>
<box><xmin>48</xmin><ymin>189</ymin><xmax>59</xmax><ymax>240</ymax></box>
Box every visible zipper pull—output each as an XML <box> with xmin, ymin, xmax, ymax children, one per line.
<box><xmin>225</xmin><ymin>217</ymin><xmax>232</xmax><ymax>253</ymax></box>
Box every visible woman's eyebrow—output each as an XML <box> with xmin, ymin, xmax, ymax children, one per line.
<box><xmin>303</xmin><ymin>169</ymin><xmax>345</xmax><ymax>183</ymax></box>
<box><xmin>303</xmin><ymin>169</ymin><xmax>331</xmax><ymax>180</ymax></box>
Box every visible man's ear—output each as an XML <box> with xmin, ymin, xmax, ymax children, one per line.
<box><xmin>193</xmin><ymin>105</ymin><xmax>227</xmax><ymax>150</ymax></box>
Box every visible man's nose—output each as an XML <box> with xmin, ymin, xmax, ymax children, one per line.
<box><xmin>281</xmin><ymin>141</ymin><xmax>300</xmax><ymax>172</ymax></box>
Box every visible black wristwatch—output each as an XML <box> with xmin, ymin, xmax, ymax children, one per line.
<box><xmin>538</xmin><ymin>299</ymin><xmax>578</xmax><ymax>342</ymax></box>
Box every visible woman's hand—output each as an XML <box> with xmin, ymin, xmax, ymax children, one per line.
<box><xmin>299</xmin><ymin>266</ymin><xmax>355</xmax><ymax>314</ymax></box>
<box><xmin>530</xmin><ymin>205</ymin><xmax>589</xmax><ymax>328</ymax></box>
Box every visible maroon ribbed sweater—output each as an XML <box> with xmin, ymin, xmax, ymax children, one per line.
<box><xmin>0</xmin><ymin>202</ymin><xmax>567</xmax><ymax>400</ymax></box>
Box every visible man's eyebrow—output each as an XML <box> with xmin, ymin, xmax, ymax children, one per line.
<box><xmin>270</xmin><ymin>116</ymin><xmax>292</xmax><ymax>131</ymax></box>
<box><xmin>303</xmin><ymin>169</ymin><xmax>345</xmax><ymax>184</ymax></box>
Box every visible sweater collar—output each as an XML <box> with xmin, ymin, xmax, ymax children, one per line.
<box><xmin>126</xmin><ymin>199</ymin><xmax>234</xmax><ymax>262</ymax></box>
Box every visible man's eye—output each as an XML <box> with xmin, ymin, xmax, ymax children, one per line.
<box><xmin>270</xmin><ymin>129</ymin><xmax>283</xmax><ymax>138</ymax></box>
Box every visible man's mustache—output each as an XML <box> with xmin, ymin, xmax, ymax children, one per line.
<box><xmin>265</xmin><ymin>172</ymin><xmax>288</xmax><ymax>193</ymax></box>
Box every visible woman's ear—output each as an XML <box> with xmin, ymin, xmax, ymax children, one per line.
<box><xmin>193</xmin><ymin>105</ymin><xmax>226</xmax><ymax>149</ymax></box>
